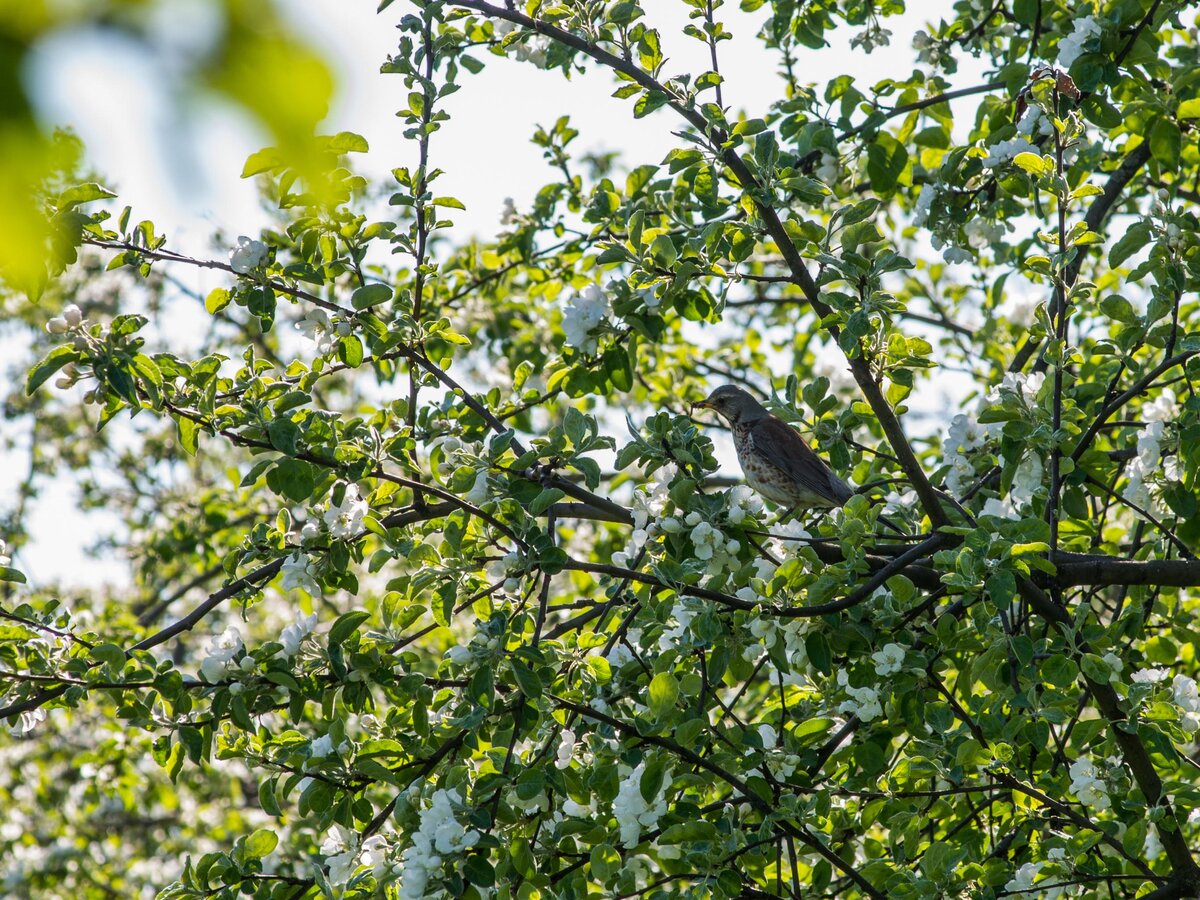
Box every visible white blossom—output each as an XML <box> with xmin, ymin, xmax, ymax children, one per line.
<box><xmin>45</xmin><ymin>316</ymin><xmax>70</xmax><ymax>335</ymax></box>
<box><xmin>942</xmin><ymin>245</ymin><xmax>973</xmax><ymax>265</ymax></box>
<box><xmin>1006</xmin><ymin>861</ymin><xmax>1041</xmax><ymax>894</ymax></box>
<box><xmin>1132</xmin><ymin>666</ymin><xmax>1170</xmax><ymax>684</ymax></box>
<box><xmin>397</xmin><ymin>790</ymin><xmax>479</xmax><ymax>900</ymax></box>
<box><xmin>561</xmin><ymin>284</ymin><xmax>612</xmax><ymax>354</ymax></box>
<box><xmin>815</xmin><ymin>152</ymin><xmax>840</xmax><ymax>184</ymax></box>
<box><xmin>324</xmin><ymin>484</ymin><xmax>367</xmax><ymax>539</ymax></box>
<box><xmin>1174</xmin><ymin>675</ymin><xmax>1200</xmax><ymax>732</ymax></box>
<box><xmin>613</xmin><ymin>761</ymin><xmax>670</xmax><ymax>847</ymax></box>
<box><xmin>319</xmin><ymin>824</ymin><xmax>358</xmax><ymax>885</ymax></box>
<box><xmin>1102</xmin><ymin>651</ymin><xmax>1123</xmax><ymax>682</ymax></box>
<box><xmin>1068</xmin><ymin>756</ymin><xmax>1110</xmax><ymax>811</ymax></box>
<box><xmin>726</xmin><ymin>485</ymin><xmax>762</xmax><ymax>525</ymax></box>
<box><xmin>554</xmin><ymin>729</ymin><xmax>577</xmax><ymax>770</ymax></box>
<box><xmin>988</xmin><ymin>371</ymin><xmax>1045</xmax><ymax>406</ymax></box>
<box><xmin>297</xmin><ymin>308</ymin><xmax>335</xmax><ymax>354</ymax></box>
<box><xmin>942</xmin><ymin>413</ymin><xmax>987</xmax><ymax>496</ymax></box>
<box><xmin>360</xmin><ymin>834</ymin><xmax>391</xmax><ymax>876</ymax></box>
<box><xmin>659</xmin><ymin>601</ymin><xmax>698</xmax><ymax>652</ymax></box>
<box><xmin>513</xmin><ymin>34</ymin><xmax>551</xmax><ymax>67</ymax></box>
<box><xmin>280</xmin><ymin>551</ymin><xmax>320</xmax><ymax>596</ymax></box>
<box><xmin>982</xmin><ymin>136</ymin><xmax>1038</xmax><ymax>168</ymax></box>
<box><xmin>199</xmin><ymin>626</ymin><xmax>244</xmax><ymax>683</ymax></box>
<box><xmin>913</xmin><ymin>183</ymin><xmax>937</xmax><ymax>227</ymax></box>
<box><xmin>871</xmin><ymin>643</ymin><xmax>906</xmax><ymax>677</ymax></box>
<box><xmin>758</xmin><ymin>723</ymin><xmax>778</xmax><ymax>750</ymax></box>
<box><xmin>837</xmin><ymin>671</ymin><xmax>883</xmax><ymax>722</ymax></box>
<box><xmin>464</xmin><ymin>469</ymin><xmax>489</xmax><ymax>505</ymax></box>
<box><xmin>230</xmin><ymin>235</ymin><xmax>268</xmax><ymax>274</ymax></box>
<box><xmin>280</xmin><ymin>611</ymin><xmax>318</xmax><ymax>656</ymax></box>
<box><xmin>6</xmin><ymin>706</ymin><xmax>46</xmax><ymax>736</ymax></box>
<box><xmin>1017</xmin><ymin>105</ymin><xmax>1054</xmax><ymax>138</ymax></box>
<box><xmin>310</xmin><ymin>733</ymin><xmax>335</xmax><ymax>758</ymax></box>
<box><xmin>1058</xmin><ymin>15</ymin><xmax>1103</xmax><ymax>67</ymax></box>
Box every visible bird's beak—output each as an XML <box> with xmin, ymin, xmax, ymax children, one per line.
<box><xmin>691</xmin><ymin>400</ymin><xmax>713</xmax><ymax>412</ymax></box>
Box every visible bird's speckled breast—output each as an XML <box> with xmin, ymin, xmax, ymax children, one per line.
<box><xmin>732</xmin><ymin>422</ymin><xmax>799</xmax><ymax>506</ymax></box>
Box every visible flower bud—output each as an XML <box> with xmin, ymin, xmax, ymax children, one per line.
<box><xmin>46</xmin><ymin>317</ymin><xmax>69</xmax><ymax>334</ymax></box>
<box><xmin>62</xmin><ymin>304</ymin><xmax>83</xmax><ymax>327</ymax></box>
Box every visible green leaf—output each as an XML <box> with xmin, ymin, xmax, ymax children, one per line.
<box><xmin>1178</xmin><ymin>98</ymin><xmax>1200</xmax><ymax>120</ymax></box>
<box><xmin>328</xmin><ymin>610</ymin><xmax>370</xmax><ymax>648</ymax></box>
<box><xmin>0</xmin><ymin>566</ymin><xmax>27</xmax><ymax>584</ymax></box>
<box><xmin>205</xmin><ymin>288</ymin><xmax>232</xmax><ymax>315</ymax></box>
<box><xmin>1109</xmin><ymin>220</ymin><xmax>1150</xmax><ymax>268</ymax></box>
<box><xmin>177</xmin><ymin>417</ymin><xmax>200</xmax><ymax>456</ymax></box>
<box><xmin>648</xmin><ymin>672</ymin><xmax>679</xmax><ymax>718</ymax></box>
<box><xmin>510</xmin><ymin>660</ymin><xmax>542</xmax><ymax>698</ymax></box>
<box><xmin>57</xmin><ymin>182</ymin><xmax>116</xmax><ymax>209</ymax></box>
<box><xmin>244</xmin><ymin>829</ymin><xmax>278</xmax><ymax>859</ymax></box>
<box><xmin>329</xmin><ymin>131</ymin><xmax>370</xmax><ymax>153</ymax></box>
<box><xmin>1011</xmin><ymin>152</ymin><xmax>1047</xmax><ymax>177</ymax></box>
<box><xmin>1149</xmin><ymin>117</ymin><xmax>1181</xmax><ymax>166</ymax></box>
<box><xmin>25</xmin><ymin>346</ymin><xmax>78</xmax><ymax>395</ymax></box>
<box><xmin>242</xmin><ymin>146</ymin><xmax>283</xmax><ymax>178</ymax></box>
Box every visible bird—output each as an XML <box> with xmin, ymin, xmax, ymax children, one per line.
<box><xmin>691</xmin><ymin>384</ymin><xmax>854</xmax><ymax>512</ymax></box>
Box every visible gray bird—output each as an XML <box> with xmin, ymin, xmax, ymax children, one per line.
<box><xmin>692</xmin><ymin>384</ymin><xmax>854</xmax><ymax>511</ymax></box>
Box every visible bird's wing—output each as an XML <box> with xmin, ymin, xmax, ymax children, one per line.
<box><xmin>749</xmin><ymin>416</ymin><xmax>854</xmax><ymax>505</ymax></box>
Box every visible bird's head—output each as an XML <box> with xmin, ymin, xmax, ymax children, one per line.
<box><xmin>692</xmin><ymin>384</ymin><xmax>769</xmax><ymax>426</ymax></box>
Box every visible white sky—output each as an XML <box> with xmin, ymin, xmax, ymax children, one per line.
<box><xmin>14</xmin><ymin>0</ymin><xmax>978</xmax><ymax>587</ymax></box>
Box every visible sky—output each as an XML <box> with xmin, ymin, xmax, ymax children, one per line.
<box><xmin>14</xmin><ymin>0</ymin><xmax>976</xmax><ymax>588</ymax></box>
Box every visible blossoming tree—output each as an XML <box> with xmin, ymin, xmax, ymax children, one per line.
<box><xmin>5</xmin><ymin>1</ymin><xmax>1200</xmax><ymax>898</ymax></box>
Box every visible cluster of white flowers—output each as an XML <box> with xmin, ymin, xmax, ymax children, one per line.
<box><xmin>280</xmin><ymin>610</ymin><xmax>318</xmax><ymax>657</ymax></box>
<box><xmin>871</xmin><ymin>643</ymin><xmax>906</xmax><ymax>677</ymax></box>
<box><xmin>0</xmin><ymin>539</ymin><xmax>9</xmax><ymax>568</ymax></box>
<box><xmin>1005</xmin><ymin>859</ymin><xmax>1070</xmax><ymax>899</ymax></box>
<box><xmin>1125</xmin><ymin>392</ymin><xmax>1180</xmax><ymax>512</ymax></box>
<box><xmin>744</xmin><ymin>614</ymin><xmax>812</xmax><ymax>680</ymax></box>
<box><xmin>297</xmin><ymin>308</ymin><xmax>351</xmax><ymax>355</ymax></box>
<box><xmin>982</xmin><ymin>136</ymin><xmax>1038</xmax><ymax>168</ymax></box>
<box><xmin>229</xmin><ymin>236</ymin><xmax>268</xmax><ymax>274</ymax></box>
<box><xmin>613</xmin><ymin>761</ymin><xmax>670</xmax><ymax>847</ymax></box>
<box><xmin>964</xmin><ymin>217</ymin><xmax>1011</xmax><ymax>250</ymax></box>
<box><xmin>1058</xmin><ymin>15</ymin><xmax>1103</xmax><ymax>67</ymax></box>
<box><xmin>912</xmin><ymin>30</ymin><xmax>950</xmax><ymax>67</ymax></box>
<box><xmin>942</xmin><ymin>413</ymin><xmax>988</xmax><ymax>496</ymax></box>
<box><xmin>325</xmin><ymin>484</ymin><xmax>368</xmax><ymax>539</ymax></box>
<box><xmin>561</xmin><ymin>284</ymin><xmax>612</xmax><ymax>354</ymax></box>
<box><xmin>1017</xmin><ymin>105</ymin><xmax>1054</xmax><ymax>139</ymax></box>
<box><xmin>689</xmin><ymin>511</ymin><xmax>741</xmax><ymax>574</ymax></box>
<box><xmin>612</xmin><ymin>464</ymin><xmax>677</xmax><ymax>568</ymax></box>
<box><xmin>45</xmin><ymin>303</ymin><xmax>84</xmax><ymax>336</ymax></box>
<box><xmin>1173</xmin><ymin>674</ymin><xmax>1200</xmax><ymax>732</ymax></box>
<box><xmin>981</xmin><ymin>451</ymin><xmax>1043</xmax><ymax>520</ymax></box>
<box><xmin>726</xmin><ymin>486</ymin><xmax>763</xmax><ymax>525</ymax></box>
<box><xmin>495</xmin><ymin>20</ymin><xmax>551</xmax><ymax>67</ymax></box>
<box><xmin>1131</xmin><ymin>666</ymin><xmax>1170</xmax><ymax>684</ymax></box>
<box><xmin>397</xmin><ymin>790</ymin><xmax>480</xmax><ymax>899</ymax></box>
<box><xmin>199</xmin><ymin>626</ymin><xmax>251</xmax><ymax>683</ymax></box>
<box><xmin>837</xmin><ymin>671</ymin><xmax>883</xmax><ymax>721</ymax></box>
<box><xmin>849</xmin><ymin>21</ymin><xmax>891</xmax><ymax>52</ymax></box>
<box><xmin>912</xmin><ymin>183</ymin><xmax>937</xmax><ymax>228</ymax></box>
<box><xmin>988</xmin><ymin>371</ymin><xmax>1045</xmax><ymax>407</ymax></box>
<box><xmin>319</xmin><ymin>824</ymin><xmax>359</xmax><ymax>885</ymax></box>
<box><xmin>1067</xmin><ymin>756</ymin><xmax>1110</xmax><ymax>810</ymax></box>
<box><xmin>281</xmin><ymin>551</ymin><xmax>320</xmax><ymax>596</ymax></box>
<box><xmin>658</xmin><ymin>601</ymin><xmax>699</xmax><ymax>652</ymax></box>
